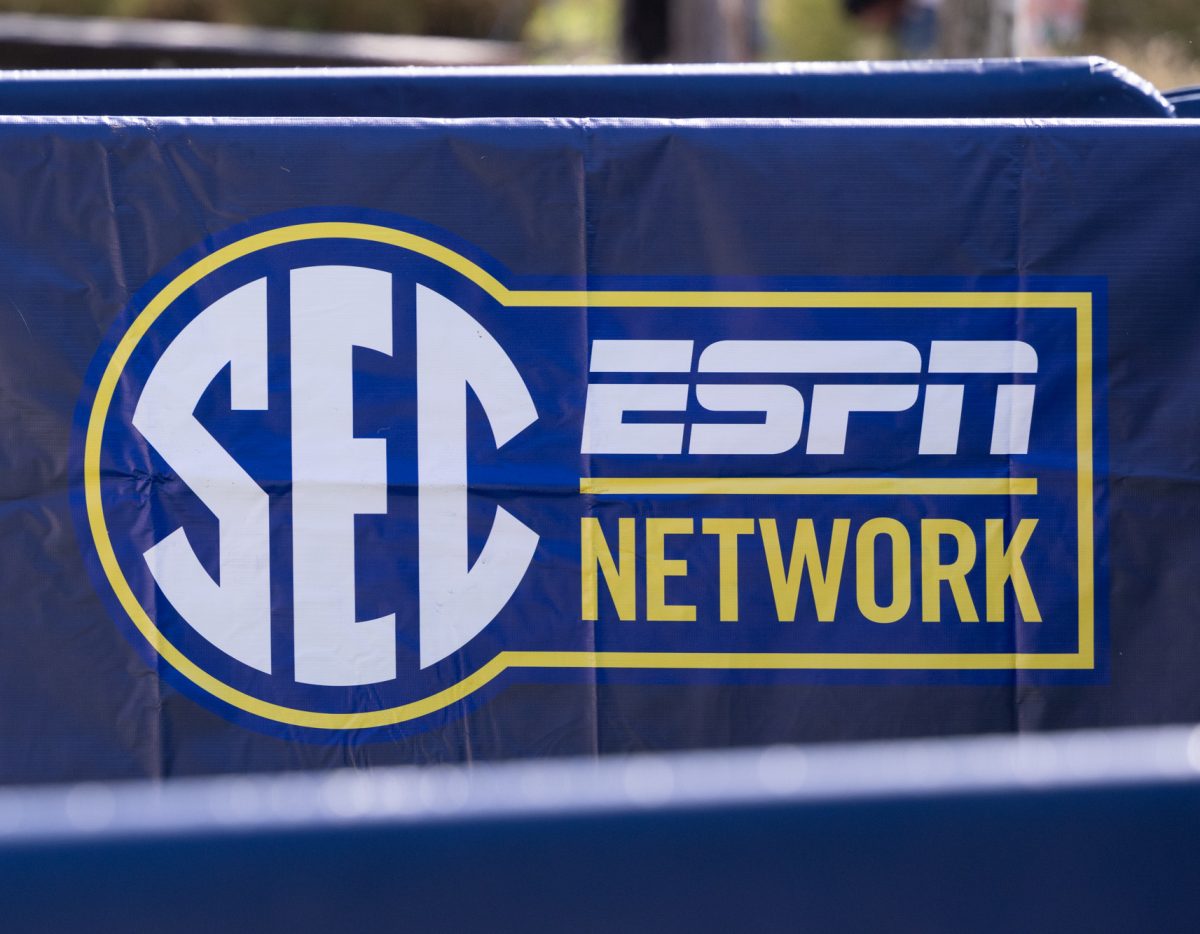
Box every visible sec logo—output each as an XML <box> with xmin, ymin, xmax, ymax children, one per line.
<box><xmin>75</xmin><ymin>211</ymin><xmax>554</xmax><ymax>740</ymax></box>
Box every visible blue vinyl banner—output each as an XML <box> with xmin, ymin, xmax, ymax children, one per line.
<box><xmin>0</xmin><ymin>86</ymin><xmax>1193</xmax><ymax>778</ymax></box>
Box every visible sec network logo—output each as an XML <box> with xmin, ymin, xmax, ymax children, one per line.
<box><xmin>74</xmin><ymin>209</ymin><xmax>1102</xmax><ymax>742</ymax></box>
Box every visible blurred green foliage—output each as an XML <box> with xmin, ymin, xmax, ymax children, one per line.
<box><xmin>762</xmin><ymin>0</ymin><xmax>859</xmax><ymax>61</ymax></box>
<box><xmin>1086</xmin><ymin>0</ymin><xmax>1200</xmax><ymax>48</ymax></box>
<box><xmin>525</xmin><ymin>0</ymin><xmax>618</xmax><ymax>62</ymax></box>
<box><xmin>1082</xmin><ymin>0</ymin><xmax>1200</xmax><ymax>88</ymax></box>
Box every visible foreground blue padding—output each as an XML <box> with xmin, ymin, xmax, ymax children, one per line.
<box><xmin>0</xmin><ymin>727</ymin><xmax>1197</xmax><ymax>933</ymax></box>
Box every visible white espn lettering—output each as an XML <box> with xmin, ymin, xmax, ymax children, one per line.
<box><xmin>581</xmin><ymin>338</ymin><xmax>1037</xmax><ymax>456</ymax></box>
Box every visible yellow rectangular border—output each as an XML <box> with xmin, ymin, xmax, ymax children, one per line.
<box><xmin>562</xmin><ymin>290</ymin><xmax>1095</xmax><ymax>672</ymax></box>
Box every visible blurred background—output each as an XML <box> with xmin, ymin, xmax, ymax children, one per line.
<box><xmin>0</xmin><ymin>0</ymin><xmax>1193</xmax><ymax>89</ymax></box>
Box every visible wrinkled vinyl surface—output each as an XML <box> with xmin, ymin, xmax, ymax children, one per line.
<box><xmin>0</xmin><ymin>65</ymin><xmax>1198</xmax><ymax>780</ymax></box>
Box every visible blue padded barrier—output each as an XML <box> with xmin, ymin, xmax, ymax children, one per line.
<box><xmin>0</xmin><ymin>57</ymin><xmax>1174</xmax><ymax>118</ymax></box>
<box><xmin>0</xmin><ymin>727</ymin><xmax>1197</xmax><ymax>933</ymax></box>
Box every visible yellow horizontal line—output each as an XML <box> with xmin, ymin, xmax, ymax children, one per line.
<box><xmin>505</xmin><ymin>289</ymin><xmax>1092</xmax><ymax>310</ymax></box>
<box><xmin>506</xmin><ymin>651</ymin><xmax>1093</xmax><ymax>671</ymax></box>
<box><xmin>580</xmin><ymin>477</ymin><xmax>1037</xmax><ymax>496</ymax></box>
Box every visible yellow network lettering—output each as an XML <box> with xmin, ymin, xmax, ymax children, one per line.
<box><xmin>703</xmin><ymin>518</ymin><xmax>756</xmax><ymax>621</ymax></box>
<box><xmin>922</xmin><ymin>519</ymin><xmax>980</xmax><ymax>623</ymax></box>
<box><xmin>646</xmin><ymin>518</ymin><xmax>696</xmax><ymax>622</ymax></box>
<box><xmin>582</xmin><ymin>515</ymin><xmax>1041</xmax><ymax>626</ymax></box>
<box><xmin>581</xmin><ymin>517</ymin><xmax>636</xmax><ymax>620</ymax></box>
<box><xmin>760</xmin><ymin>518</ymin><xmax>848</xmax><ymax>622</ymax></box>
<box><xmin>986</xmin><ymin>518</ymin><xmax>1042</xmax><ymax>623</ymax></box>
